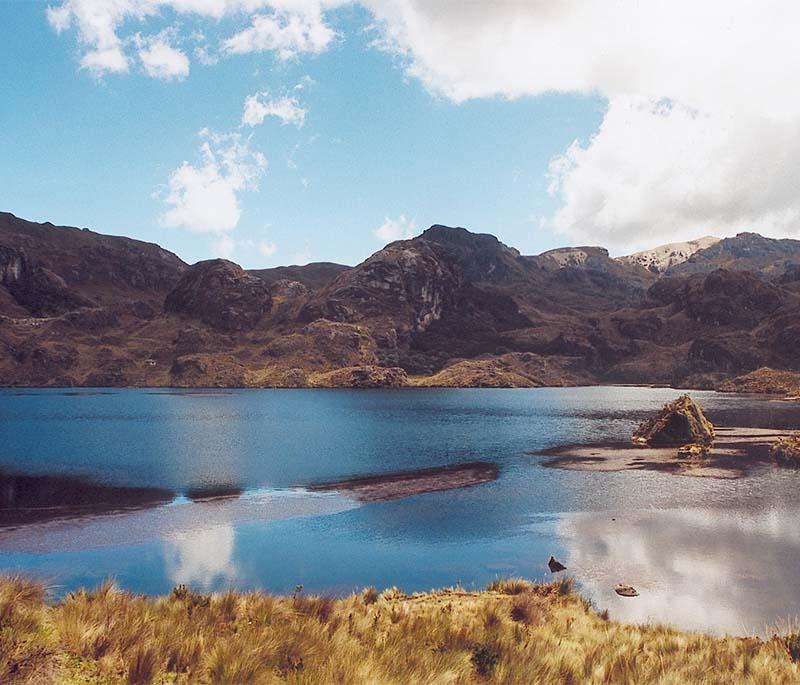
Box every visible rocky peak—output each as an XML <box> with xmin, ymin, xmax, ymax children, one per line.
<box><xmin>164</xmin><ymin>259</ymin><xmax>271</xmax><ymax>332</ymax></box>
<box><xmin>418</xmin><ymin>225</ymin><xmax>525</xmax><ymax>284</ymax></box>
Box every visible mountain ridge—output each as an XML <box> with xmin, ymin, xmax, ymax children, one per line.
<box><xmin>2</xmin><ymin>211</ymin><xmax>799</xmax><ymax>389</ymax></box>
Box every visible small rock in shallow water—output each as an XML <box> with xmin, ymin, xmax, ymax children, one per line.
<box><xmin>677</xmin><ymin>443</ymin><xmax>710</xmax><ymax>459</ymax></box>
<box><xmin>548</xmin><ymin>556</ymin><xmax>567</xmax><ymax>573</ymax></box>
<box><xmin>615</xmin><ymin>584</ymin><xmax>639</xmax><ymax>597</ymax></box>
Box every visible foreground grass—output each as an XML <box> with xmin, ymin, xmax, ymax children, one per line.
<box><xmin>1</xmin><ymin>576</ymin><xmax>799</xmax><ymax>684</ymax></box>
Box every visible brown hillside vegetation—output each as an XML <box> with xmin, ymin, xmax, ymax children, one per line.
<box><xmin>1</xmin><ymin>576</ymin><xmax>799</xmax><ymax>684</ymax></box>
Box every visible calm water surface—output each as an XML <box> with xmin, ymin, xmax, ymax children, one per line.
<box><xmin>1</xmin><ymin>386</ymin><xmax>800</xmax><ymax>635</ymax></box>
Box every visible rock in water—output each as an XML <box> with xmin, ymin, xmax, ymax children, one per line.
<box><xmin>771</xmin><ymin>434</ymin><xmax>800</xmax><ymax>466</ymax></box>
<box><xmin>677</xmin><ymin>443</ymin><xmax>710</xmax><ymax>459</ymax></box>
<box><xmin>632</xmin><ymin>395</ymin><xmax>714</xmax><ymax>447</ymax></box>
<box><xmin>548</xmin><ymin>556</ymin><xmax>567</xmax><ymax>573</ymax></box>
<box><xmin>615</xmin><ymin>584</ymin><xmax>639</xmax><ymax>597</ymax></box>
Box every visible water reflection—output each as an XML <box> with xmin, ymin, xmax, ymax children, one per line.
<box><xmin>560</xmin><ymin>508</ymin><xmax>800</xmax><ymax>635</ymax></box>
<box><xmin>164</xmin><ymin>524</ymin><xmax>238</xmax><ymax>590</ymax></box>
<box><xmin>0</xmin><ymin>471</ymin><xmax>173</xmax><ymax>526</ymax></box>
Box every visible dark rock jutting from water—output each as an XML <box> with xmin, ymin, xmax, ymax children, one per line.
<box><xmin>632</xmin><ymin>395</ymin><xmax>714</xmax><ymax>448</ymax></box>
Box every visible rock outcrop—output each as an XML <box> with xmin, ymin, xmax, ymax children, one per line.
<box><xmin>718</xmin><ymin>368</ymin><xmax>800</xmax><ymax>396</ymax></box>
<box><xmin>632</xmin><ymin>395</ymin><xmax>714</xmax><ymax>447</ymax></box>
<box><xmin>164</xmin><ymin>259</ymin><xmax>271</xmax><ymax>332</ymax></box>
<box><xmin>311</xmin><ymin>365</ymin><xmax>408</xmax><ymax>388</ymax></box>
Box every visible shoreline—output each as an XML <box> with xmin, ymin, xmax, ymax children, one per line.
<box><xmin>539</xmin><ymin>426</ymin><xmax>796</xmax><ymax>479</ymax></box>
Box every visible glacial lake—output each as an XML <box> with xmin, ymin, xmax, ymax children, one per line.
<box><xmin>2</xmin><ymin>386</ymin><xmax>800</xmax><ymax>636</ymax></box>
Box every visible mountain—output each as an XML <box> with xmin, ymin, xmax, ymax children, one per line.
<box><xmin>666</xmin><ymin>232</ymin><xmax>800</xmax><ymax>277</ymax></box>
<box><xmin>1</xmin><ymin>211</ymin><xmax>799</xmax><ymax>389</ymax></box>
<box><xmin>618</xmin><ymin>236</ymin><xmax>720</xmax><ymax>273</ymax></box>
<box><xmin>249</xmin><ymin>262</ymin><xmax>349</xmax><ymax>291</ymax></box>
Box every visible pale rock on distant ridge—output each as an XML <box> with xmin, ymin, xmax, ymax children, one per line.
<box><xmin>617</xmin><ymin>236</ymin><xmax>720</xmax><ymax>273</ymax></box>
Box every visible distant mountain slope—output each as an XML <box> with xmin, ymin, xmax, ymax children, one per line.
<box><xmin>666</xmin><ymin>232</ymin><xmax>800</xmax><ymax>277</ymax></box>
<box><xmin>618</xmin><ymin>236</ymin><xmax>720</xmax><ymax>273</ymax></box>
<box><xmin>249</xmin><ymin>262</ymin><xmax>349</xmax><ymax>291</ymax></box>
<box><xmin>1</xmin><ymin>210</ymin><xmax>799</xmax><ymax>389</ymax></box>
<box><xmin>0</xmin><ymin>212</ymin><xmax>186</xmax><ymax>312</ymax></box>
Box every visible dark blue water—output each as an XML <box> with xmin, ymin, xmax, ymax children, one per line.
<box><xmin>1</xmin><ymin>386</ymin><xmax>799</xmax><ymax>635</ymax></box>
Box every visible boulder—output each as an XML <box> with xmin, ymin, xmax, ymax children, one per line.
<box><xmin>632</xmin><ymin>395</ymin><xmax>714</xmax><ymax>446</ymax></box>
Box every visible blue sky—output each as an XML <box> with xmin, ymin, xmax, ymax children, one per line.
<box><xmin>1</xmin><ymin>2</ymin><xmax>796</xmax><ymax>267</ymax></box>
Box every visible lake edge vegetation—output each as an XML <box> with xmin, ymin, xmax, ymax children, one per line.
<box><xmin>1</xmin><ymin>575</ymin><xmax>799</xmax><ymax>684</ymax></box>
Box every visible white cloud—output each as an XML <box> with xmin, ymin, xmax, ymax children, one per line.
<box><xmin>138</xmin><ymin>35</ymin><xmax>190</xmax><ymax>80</ymax></box>
<box><xmin>365</xmin><ymin>0</ymin><xmax>800</xmax><ymax>246</ymax></box>
<box><xmin>222</xmin><ymin>9</ymin><xmax>335</xmax><ymax>59</ymax></box>
<box><xmin>547</xmin><ymin>96</ymin><xmax>800</xmax><ymax>251</ymax></box>
<box><xmin>242</xmin><ymin>92</ymin><xmax>306</xmax><ymax>127</ymax></box>
<box><xmin>160</xmin><ymin>129</ymin><xmax>267</xmax><ymax>234</ymax></box>
<box><xmin>46</xmin><ymin>0</ymin><xmax>800</xmax><ymax>247</ymax></box>
<box><xmin>47</xmin><ymin>0</ymin><xmax>339</xmax><ymax>77</ymax></box>
<box><xmin>374</xmin><ymin>214</ymin><xmax>417</xmax><ymax>242</ymax></box>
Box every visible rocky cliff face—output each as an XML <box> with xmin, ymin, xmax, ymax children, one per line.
<box><xmin>0</xmin><ymin>244</ymin><xmax>93</xmax><ymax>315</ymax></box>
<box><xmin>1</xmin><ymin>210</ymin><xmax>799</xmax><ymax>389</ymax></box>
<box><xmin>164</xmin><ymin>259</ymin><xmax>272</xmax><ymax>332</ymax></box>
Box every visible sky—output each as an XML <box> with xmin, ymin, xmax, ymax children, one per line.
<box><xmin>1</xmin><ymin>1</ymin><xmax>799</xmax><ymax>269</ymax></box>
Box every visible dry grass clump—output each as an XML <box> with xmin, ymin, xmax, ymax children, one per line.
<box><xmin>0</xmin><ymin>575</ymin><xmax>799</xmax><ymax>684</ymax></box>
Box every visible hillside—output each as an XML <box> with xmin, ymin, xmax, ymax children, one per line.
<box><xmin>2</xmin><ymin>211</ymin><xmax>799</xmax><ymax>389</ymax></box>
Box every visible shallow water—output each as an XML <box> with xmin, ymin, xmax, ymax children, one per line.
<box><xmin>1</xmin><ymin>386</ymin><xmax>799</xmax><ymax>635</ymax></box>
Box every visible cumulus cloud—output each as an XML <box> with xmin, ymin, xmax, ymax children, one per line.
<box><xmin>366</xmin><ymin>0</ymin><xmax>800</xmax><ymax>246</ymax></box>
<box><xmin>47</xmin><ymin>0</ymin><xmax>339</xmax><ymax>77</ymax></box>
<box><xmin>242</xmin><ymin>92</ymin><xmax>306</xmax><ymax>127</ymax></box>
<box><xmin>547</xmin><ymin>96</ymin><xmax>800</xmax><ymax>251</ymax></box>
<box><xmin>222</xmin><ymin>9</ymin><xmax>335</xmax><ymax>58</ymax></box>
<box><xmin>137</xmin><ymin>34</ymin><xmax>190</xmax><ymax>80</ymax></box>
<box><xmin>46</xmin><ymin>0</ymin><xmax>800</xmax><ymax>246</ymax></box>
<box><xmin>374</xmin><ymin>214</ymin><xmax>417</xmax><ymax>242</ymax></box>
<box><xmin>160</xmin><ymin>129</ymin><xmax>267</xmax><ymax>234</ymax></box>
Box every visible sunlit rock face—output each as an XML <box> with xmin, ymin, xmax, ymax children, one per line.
<box><xmin>618</xmin><ymin>236</ymin><xmax>720</xmax><ymax>273</ymax></box>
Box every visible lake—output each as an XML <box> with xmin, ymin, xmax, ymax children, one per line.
<box><xmin>1</xmin><ymin>386</ymin><xmax>800</xmax><ymax>636</ymax></box>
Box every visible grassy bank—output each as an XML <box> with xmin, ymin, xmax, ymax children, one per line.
<box><xmin>1</xmin><ymin>576</ymin><xmax>798</xmax><ymax>684</ymax></box>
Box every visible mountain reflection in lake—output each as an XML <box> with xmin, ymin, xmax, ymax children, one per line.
<box><xmin>1</xmin><ymin>386</ymin><xmax>800</xmax><ymax>635</ymax></box>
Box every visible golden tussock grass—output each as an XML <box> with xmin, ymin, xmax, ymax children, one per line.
<box><xmin>0</xmin><ymin>575</ymin><xmax>798</xmax><ymax>684</ymax></box>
